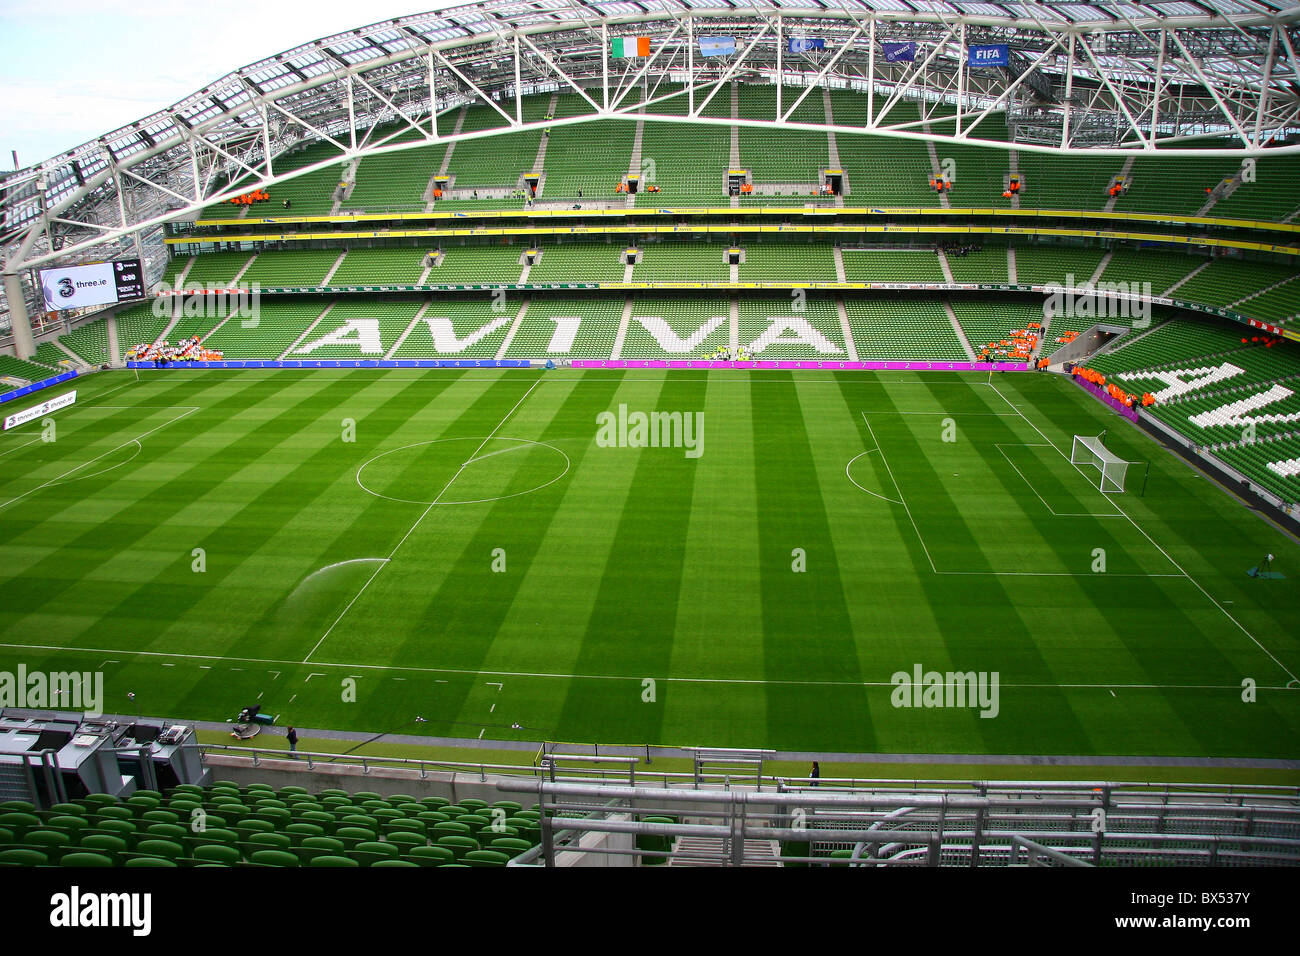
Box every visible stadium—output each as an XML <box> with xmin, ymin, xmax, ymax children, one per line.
<box><xmin>0</xmin><ymin>0</ymin><xmax>1298</xmax><ymax>873</ymax></box>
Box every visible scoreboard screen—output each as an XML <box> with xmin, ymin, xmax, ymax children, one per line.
<box><xmin>39</xmin><ymin>258</ymin><xmax>144</xmax><ymax>312</ymax></box>
<box><xmin>111</xmin><ymin>258</ymin><xmax>144</xmax><ymax>301</ymax></box>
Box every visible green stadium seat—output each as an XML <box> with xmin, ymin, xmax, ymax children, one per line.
<box><xmin>488</xmin><ymin>837</ymin><xmax>532</xmax><ymax>857</ymax></box>
<box><xmin>21</xmin><ymin>830</ymin><xmax>72</xmax><ymax>863</ymax></box>
<box><xmin>464</xmin><ymin>849</ymin><xmax>510</xmax><ymax>867</ymax></box>
<box><xmin>405</xmin><ymin>846</ymin><xmax>455</xmax><ymax>867</ymax></box>
<box><xmin>60</xmin><ymin>852</ymin><xmax>115</xmax><ymax>868</ymax></box>
<box><xmin>295</xmin><ymin>837</ymin><xmax>346</xmax><ymax>865</ymax></box>
<box><xmin>79</xmin><ymin>834</ymin><xmax>129</xmax><ymax>864</ymax></box>
<box><xmin>0</xmin><ymin>848</ymin><xmax>47</xmax><ymax>866</ymax></box>
<box><xmin>0</xmin><ymin>812</ymin><xmax>41</xmax><ymax>839</ymax></box>
<box><xmin>348</xmin><ymin>842</ymin><xmax>400</xmax><ymax>866</ymax></box>
<box><xmin>134</xmin><ymin>839</ymin><xmax>185</xmax><ymax>861</ymax></box>
<box><xmin>193</xmin><ymin>844</ymin><xmax>242</xmax><ymax>866</ymax></box>
<box><xmin>308</xmin><ymin>855</ymin><xmax>360</xmax><ymax>867</ymax></box>
<box><xmin>245</xmin><ymin>832</ymin><xmax>292</xmax><ymax>853</ymax></box>
<box><xmin>435</xmin><ymin>835</ymin><xmax>480</xmax><ymax>861</ymax></box>
<box><xmin>334</xmin><ymin>827</ymin><xmax>376</xmax><ymax>851</ymax></box>
<box><xmin>384</xmin><ymin>832</ymin><xmax>427</xmax><ymax>854</ymax></box>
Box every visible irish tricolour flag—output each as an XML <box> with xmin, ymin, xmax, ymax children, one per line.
<box><xmin>611</xmin><ymin>36</ymin><xmax>650</xmax><ymax>58</ymax></box>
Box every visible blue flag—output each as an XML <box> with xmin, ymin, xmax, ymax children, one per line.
<box><xmin>968</xmin><ymin>44</ymin><xmax>1009</xmax><ymax>67</ymax></box>
<box><xmin>699</xmin><ymin>36</ymin><xmax>736</xmax><ymax>57</ymax></box>
<box><xmin>788</xmin><ymin>37</ymin><xmax>825</xmax><ymax>54</ymax></box>
<box><xmin>882</xmin><ymin>41</ymin><xmax>916</xmax><ymax>63</ymax></box>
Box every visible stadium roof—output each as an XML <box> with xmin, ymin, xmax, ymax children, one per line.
<box><xmin>2</xmin><ymin>0</ymin><xmax>1299</xmax><ymax>273</ymax></box>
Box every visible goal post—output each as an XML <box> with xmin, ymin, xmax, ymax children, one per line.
<box><xmin>1071</xmin><ymin>434</ymin><xmax>1135</xmax><ymax>493</ymax></box>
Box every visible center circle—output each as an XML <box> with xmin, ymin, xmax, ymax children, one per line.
<box><xmin>356</xmin><ymin>437</ymin><xmax>570</xmax><ymax>505</ymax></box>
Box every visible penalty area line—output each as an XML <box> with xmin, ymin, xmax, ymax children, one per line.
<box><xmin>986</xmin><ymin>379</ymin><xmax>1300</xmax><ymax>685</ymax></box>
<box><xmin>0</xmin><ymin>406</ymin><xmax>199</xmax><ymax>514</ymax></box>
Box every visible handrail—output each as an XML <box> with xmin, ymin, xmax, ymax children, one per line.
<box><xmin>197</xmin><ymin>743</ymin><xmax>1300</xmax><ymax>801</ymax></box>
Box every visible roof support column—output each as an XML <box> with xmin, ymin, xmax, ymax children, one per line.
<box><xmin>867</xmin><ymin>17</ymin><xmax>875</xmax><ymax>126</ymax></box>
<box><xmin>687</xmin><ymin>16</ymin><xmax>694</xmax><ymax>115</ymax></box>
<box><xmin>429</xmin><ymin>51</ymin><xmax>439</xmax><ymax>139</ymax></box>
<box><xmin>776</xmin><ymin>16</ymin><xmax>783</xmax><ymax>118</ymax></box>
<box><xmin>4</xmin><ymin>270</ymin><xmax>37</xmax><ymax>361</ymax></box>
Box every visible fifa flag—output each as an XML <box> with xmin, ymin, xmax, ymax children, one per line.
<box><xmin>699</xmin><ymin>36</ymin><xmax>737</xmax><ymax>57</ymax></box>
<box><xmin>788</xmin><ymin>37</ymin><xmax>825</xmax><ymax>54</ymax></box>
<box><xmin>968</xmin><ymin>43</ymin><xmax>1009</xmax><ymax>67</ymax></box>
<box><xmin>882</xmin><ymin>41</ymin><xmax>916</xmax><ymax>63</ymax></box>
<box><xmin>611</xmin><ymin>36</ymin><xmax>651</xmax><ymax>58</ymax></box>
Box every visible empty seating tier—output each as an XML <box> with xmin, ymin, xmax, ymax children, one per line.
<box><xmin>0</xmin><ymin>783</ymin><xmax>540</xmax><ymax>867</ymax></box>
<box><xmin>845</xmin><ymin>300</ymin><xmax>967</xmax><ymax>362</ymax></box>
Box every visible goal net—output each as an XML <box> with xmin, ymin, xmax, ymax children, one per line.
<box><xmin>1071</xmin><ymin>434</ymin><xmax>1130</xmax><ymax>493</ymax></box>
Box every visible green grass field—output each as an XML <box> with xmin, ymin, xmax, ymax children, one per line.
<box><xmin>1</xmin><ymin>367</ymin><xmax>1297</xmax><ymax>760</ymax></box>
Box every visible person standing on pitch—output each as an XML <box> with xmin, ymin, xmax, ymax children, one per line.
<box><xmin>287</xmin><ymin>726</ymin><xmax>299</xmax><ymax>758</ymax></box>
<box><xmin>810</xmin><ymin>762</ymin><xmax>820</xmax><ymax>787</ymax></box>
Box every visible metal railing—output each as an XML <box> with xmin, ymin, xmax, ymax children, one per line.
<box><xmin>491</xmin><ymin>778</ymin><xmax>1300</xmax><ymax>868</ymax></box>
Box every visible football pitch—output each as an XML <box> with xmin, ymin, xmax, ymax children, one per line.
<box><xmin>1</xmin><ymin>366</ymin><xmax>1297</xmax><ymax>760</ymax></box>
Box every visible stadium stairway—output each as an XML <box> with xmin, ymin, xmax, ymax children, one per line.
<box><xmin>1163</xmin><ymin>259</ymin><xmax>1213</xmax><ymax>297</ymax></box>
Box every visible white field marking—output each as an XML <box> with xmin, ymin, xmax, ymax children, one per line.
<box><xmin>862</xmin><ymin>413</ymin><xmax>1181</xmax><ymax>578</ymax></box>
<box><xmin>878</xmin><ymin>411</ymin><xmax>1020</xmax><ymax>417</ymax></box>
<box><xmin>0</xmin><ymin>437</ymin><xmax>40</xmax><ymax>459</ymax></box>
<box><xmin>937</xmin><ymin>570</ymin><xmax>1186</xmax><ymax>577</ymax></box>
<box><xmin>0</xmin><ymin>406</ymin><xmax>199</xmax><ymax>513</ymax></box>
<box><xmin>289</xmin><ymin>694</ymin><xmax>298</xmax><ymax>703</ymax></box>
<box><xmin>161</xmin><ymin>663</ymin><xmax>174</xmax><ymax>667</ymax></box>
<box><xmin>994</xmin><ymin>443</ymin><xmax>1123</xmax><ymax>518</ymax></box>
<box><xmin>304</xmin><ymin>376</ymin><xmax>544</xmax><ymax>663</ymax></box>
<box><xmin>547</xmin><ymin>375</ymin><xmax>1003</xmax><ymax>386</ymax></box>
<box><xmin>861</xmin><ymin>413</ymin><xmax>937</xmax><ymax>573</ymax></box>
<box><xmin>845</xmin><ymin>450</ymin><xmax>904</xmax><ymax>505</ymax></box>
<box><xmin>478</xmin><ymin>729</ymin><xmax>485</xmax><ymax>739</ymax></box>
<box><xmin>490</xmin><ymin>703</ymin><xmax>496</xmax><ymax>712</ymax></box>
<box><xmin>304</xmin><ymin>673</ymin><xmax>325</xmax><ymax>681</ymax></box>
<box><xmin>98</xmin><ymin>660</ymin><xmax>119</xmax><ymax>669</ymax></box>
<box><xmin>487</xmin><ymin>681</ymin><xmax>503</xmax><ymax>691</ymax></box>
<box><xmin>355</xmin><ymin>436</ymin><xmax>570</xmax><ymax>506</ymax></box>
<box><xmin>987</xmin><ymin>379</ymin><xmax>1300</xmax><ymax>685</ymax></box>
<box><xmin>76</xmin><ymin>380</ymin><xmax>137</xmax><ymax>404</ymax></box>
<box><xmin>0</xmin><ymin>641</ymin><xmax>1290</xmax><ymax>692</ymax></box>
<box><xmin>466</xmin><ymin>443</ymin><xmax>533</xmax><ymax>465</ymax></box>
<box><xmin>269</xmin><ymin>671</ymin><xmax>280</xmax><ymax>680</ymax></box>
<box><xmin>62</xmin><ymin>439</ymin><xmax>142</xmax><ymax>483</ymax></box>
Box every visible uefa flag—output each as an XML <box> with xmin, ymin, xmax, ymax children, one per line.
<box><xmin>611</xmin><ymin>37</ymin><xmax>651</xmax><ymax>58</ymax></box>
<box><xmin>882</xmin><ymin>41</ymin><xmax>916</xmax><ymax>63</ymax></box>
<box><xmin>788</xmin><ymin>37</ymin><xmax>826</xmax><ymax>54</ymax></box>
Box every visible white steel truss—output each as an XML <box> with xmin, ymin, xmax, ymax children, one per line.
<box><xmin>2</xmin><ymin>0</ymin><xmax>1299</xmax><ymax>279</ymax></box>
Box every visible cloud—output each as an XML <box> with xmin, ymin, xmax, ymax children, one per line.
<box><xmin>0</xmin><ymin>0</ymin><xmax>458</xmax><ymax>166</ymax></box>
